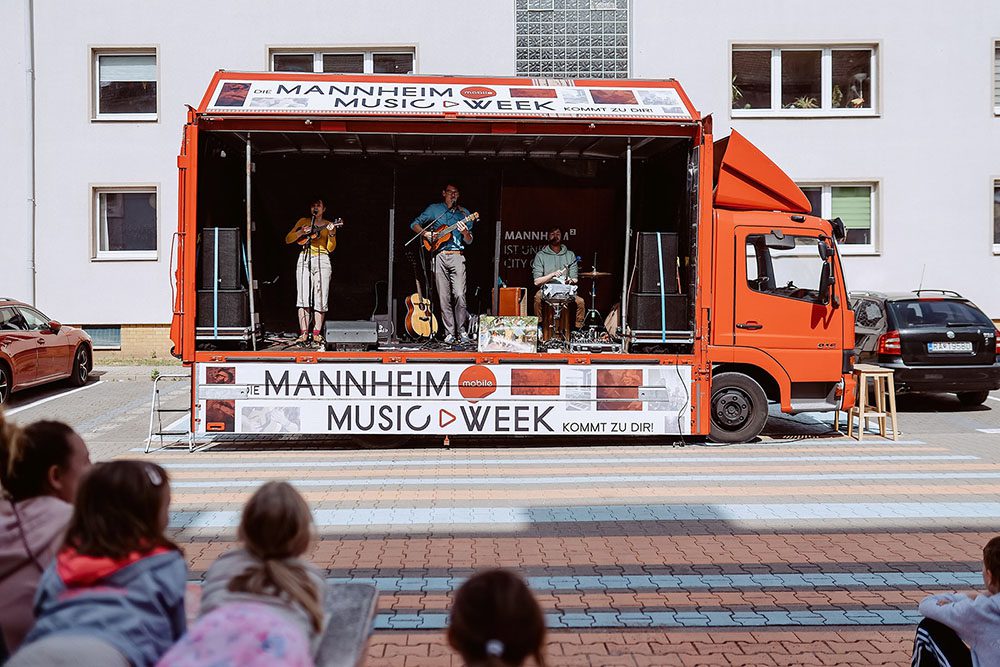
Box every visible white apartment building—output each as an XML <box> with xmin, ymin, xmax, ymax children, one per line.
<box><xmin>2</xmin><ymin>0</ymin><xmax>999</xmax><ymax>357</ymax></box>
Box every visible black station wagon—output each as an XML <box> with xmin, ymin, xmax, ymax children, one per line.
<box><xmin>850</xmin><ymin>290</ymin><xmax>1000</xmax><ymax>406</ymax></box>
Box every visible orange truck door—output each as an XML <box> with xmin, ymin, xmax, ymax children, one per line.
<box><xmin>734</xmin><ymin>227</ymin><xmax>842</xmax><ymax>381</ymax></box>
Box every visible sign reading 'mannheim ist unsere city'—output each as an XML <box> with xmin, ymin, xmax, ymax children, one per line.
<box><xmin>206</xmin><ymin>78</ymin><xmax>693</xmax><ymax>120</ymax></box>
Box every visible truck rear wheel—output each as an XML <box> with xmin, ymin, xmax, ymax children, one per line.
<box><xmin>710</xmin><ymin>372</ymin><xmax>768</xmax><ymax>443</ymax></box>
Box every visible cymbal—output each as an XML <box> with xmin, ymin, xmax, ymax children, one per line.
<box><xmin>578</xmin><ymin>270</ymin><xmax>612</xmax><ymax>278</ymax></box>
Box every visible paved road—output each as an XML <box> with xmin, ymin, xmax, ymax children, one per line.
<box><xmin>5</xmin><ymin>367</ymin><xmax>1000</xmax><ymax>665</ymax></box>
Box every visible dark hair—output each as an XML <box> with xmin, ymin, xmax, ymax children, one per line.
<box><xmin>985</xmin><ymin>536</ymin><xmax>1000</xmax><ymax>583</ymax></box>
<box><xmin>228</xmin><ymin>481</ymin><xmax>323</xmax><ymax>631</ymax></box>
<box><xmin>447</xmin><ymin>569</ymin><xmax>547</xmax><ymax>667</ymax></box>
<box><xmin>548</xmin><ymin>225</ymin><xmax>563</xmax><ymax>235</ymax></box>
<box><xmin>311</xmin><ymin>198</ymin><xmax>325</xmax><ymax>207</ymax></box>
<box><xmin>443</xmin><ymin>182</ymin><xmax>460</xmax><ymax>192</ymax></box>
<box><xmin>0</xmin><ymin>411</ymin><xmax>77</xmax><ymax>502</ymax></box>
<box><xmin>62</xmin><ymin>460</ymin><xmax>177</xmax><ymax>559</ymax></box>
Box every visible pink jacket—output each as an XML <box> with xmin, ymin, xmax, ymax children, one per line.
<box><xmin>0</xmin><ymin>495</ymin><xmax>72</xmax><ymax>651</ymax></box>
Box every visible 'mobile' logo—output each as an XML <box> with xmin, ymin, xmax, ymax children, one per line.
<box><xmin>458</xmin><ymin>366</ymin><xmax>497</xmax><ymax>402</ymax></box>
<box><xmin>460</xmin><ymin>86</ymin><xmax>497</xmax><ymax>99</ymax></box>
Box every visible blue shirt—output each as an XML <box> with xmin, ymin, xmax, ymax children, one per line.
<box><xmin>411</xmin><ymin>203</ymin><xmax>474</xmax><ymax>252</ymax></box>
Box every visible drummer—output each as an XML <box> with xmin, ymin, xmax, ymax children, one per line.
<box><xmin>531</xmin><ymin>225</ymin><xmax>586</xmax><ymax>329</ymax></box>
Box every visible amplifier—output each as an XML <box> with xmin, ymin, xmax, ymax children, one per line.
<box><xmin>324</xmin><ymin>320</ymin><xmax>378</xmax><ymax>351</ymax></box>
<box><xmin>196</xmin><ymin>288</ymin><xmax>249</xmax><ymax>329</ymax></box>
<box><xmin>626</xmin><ymin>293</ymin><xmax>689</xmax><ymax>333</ymax></box>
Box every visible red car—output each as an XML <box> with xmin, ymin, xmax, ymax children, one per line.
<box><xmin>0</xmin><ymin>297</ymin><xmax>93</xmax><ymax>404</ymax></box>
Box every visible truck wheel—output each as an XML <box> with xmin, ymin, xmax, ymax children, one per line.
<box><xmin>957</xmin><ymin>390</ymin><xmax>989</xmax><ymax>407</ymax></box>
<box><xmin>710</xmin><ymin>372</ymin><xmax>768</xmax><ymax>443</ymax></box>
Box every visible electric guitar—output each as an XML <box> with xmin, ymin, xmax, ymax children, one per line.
<box><xmin>296</xmin><ymin>218</ymin><xmax>344</xmax><ymax>251</ymax></box>
<box><xmin>404</xmin><ymin>278</ymin><xmax>439</xmax><ymax>339</ymax></box>
<box><xmin>421</xmin><ymin>212</ymin><xmax>479</xmax><ymax>252</ymax></box>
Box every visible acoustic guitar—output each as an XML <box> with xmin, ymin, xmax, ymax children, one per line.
<box><xmin>421</xmin><ymin>212</ymin><xmax>479</xmax><ymax>252</ymax></box>
<box><xmin>404</xmin><ymin>279</ymin><xmax>439</xmax><ymax>339</ymax></box>
<box><xmin>296</xmin><ymin>218</ymin><xmax>344</xmax><ymax>251</ymax></box>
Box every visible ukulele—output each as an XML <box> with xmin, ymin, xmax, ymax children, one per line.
<box><xmin>404</xmin><ymin>278</ymin><xmax>439</xmax><ymax>339</ymax></box>
<box><xmin>296</xmin><ymin>218</ymin><xmax>344</xmax><ymax>251</ymax></box>
<box><xmin>421</xmin><ymin>212</ymin><xmax>479</xmax><ymax>252</ymax></box>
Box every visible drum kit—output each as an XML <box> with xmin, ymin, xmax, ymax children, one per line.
<box><xmin>540</xmin><ymin>257</ymin><xmax>612</xmax><ymax>345</ymax></box>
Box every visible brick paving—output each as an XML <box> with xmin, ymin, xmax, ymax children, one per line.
<box><xmin>8</xmin><ymin>373</ymin><xmax>1000</xmax><ymax>665</ymax></box>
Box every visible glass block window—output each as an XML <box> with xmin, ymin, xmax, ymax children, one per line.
<box><xmin>994</xmin><ymin>42</ymin><xmax>1000</xmax><ymax>113</ymax></box>
<box><xmin>993</xmin><ymin>179</ymin><xmax>1000</xmax><ymax>248</ymax></box>
<box><xmin>271</xmin><ymin>49</ymin><xmax>414</xmax><ymax>74</ymax></box>
<box><xmin>515</xmin><ymin>0</ymin><xmax>629</xmax><ymax>79</ymax></box>
<box><xmin>82</xmin><ymin>325</ymin><xmax>122</xmax><ymax>349</ymax></box>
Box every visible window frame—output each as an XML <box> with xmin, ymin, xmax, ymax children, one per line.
<box><xmin>90</xmin><ymin>46</ymin><xmax>159</xmax><ymax>122</ymax></box>
<box><xmin>731</xmin><ymin>42</ymin><xmax>879</xmax><ymax>118</ymax></box>
<box><xmin>796</xmin><ymin>180</ymin><xmax>880</xmax><ymax>255</ymax></box>
<box><xmin>91</xmin><ymin>184</ymin><xmax>159</xmax><ymax>262</ymax></box>
<box><xmin>994</xmin><ymin>39</ymin><xmax>1000</xmax><ymax>116</ymax></box>
<box><xmin>744</xmin><ymin>233</ymin><xmax>830</xmax><ymax>306</ymax></box>
<box><xmin>267</xmin><ymin>46</ymin><xmax>417</xmax><ymax>74</ymax></box>
<box><xmin>992</xmin><ymin>176</ymin><xmax>1000</xmax><ymax>255</ymax></box>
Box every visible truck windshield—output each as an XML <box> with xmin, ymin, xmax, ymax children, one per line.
<box><xmin>745</xmin><ymin>234</ymin><xmax>827</xmax><ymax>304</ymax></box>
<box><xmin>888</xmin><ymin>300</ymin><xmax>992</xmax><ymax>328</ymax></box>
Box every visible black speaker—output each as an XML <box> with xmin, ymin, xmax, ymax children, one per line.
<box><xmin>197</xmin><ymin>289</ymin><xmax>249</xmax><ymax>328</ymax></box>
<box><xmin>632</xmin><ymin>232</ymin><xmax>679</xmax><ymax>294</ymax></box>
<box><xmin>626</xmin><ymin>293</ymin><xmax>689</xmax><ymax>332</ymax></box>
<box><xmin>200</xmin><ymin>228</ymin><xmax>242</xmax><ymax>290</ymax></box>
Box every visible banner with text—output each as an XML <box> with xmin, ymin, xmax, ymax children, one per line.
<box><xmin>205</xmin><ymin>79</ymin><xmax>692</xmax><ymax>120</ymax></box>
<box><xmin>196</xmin><ymin>362</ymin><xmax>691</xmax><ymax>436</ymax></box>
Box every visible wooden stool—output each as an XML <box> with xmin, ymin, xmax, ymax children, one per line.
<box><xmin>837</xmin><ymin>364</ymin><xmax>898</xmax><ymax>441</ymax></box>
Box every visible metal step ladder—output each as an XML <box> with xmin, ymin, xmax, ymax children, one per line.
<box><xmin>146</xmin><ymin>372</ymin><xmax>195</xmax><ymax>453</ymax></box>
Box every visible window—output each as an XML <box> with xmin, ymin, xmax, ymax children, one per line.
<box><xmin>993</xmin><ymin>180</ymin><xmax>1000</xmax><ymax>250</ymax></box>
<box><xmin>82</xmin><ymin>325</ymin><xmax>122</xmax><ymax>349</ymax></box>
<box><xmin>93</xmin><ymin>187</ymin><xmax>157</xmax><ymax>260</ymax></box>
<box><xmin>746</xmin><ymin>234</ymin><xmax>828</xmax><ymax>304</ymax></box>
<box><xmin>17</xmin><ymin>307</ymin><xmax>50</xmax><ymax>331</ymax></box>
<box><xmin>799</xmin><ymin>183</ymin><xmax>876</xmax><ymax>249</ymax></box>
<box><xmin>0</xmin><ymin>307</ymin><xmax>26</xmax><ymax>331</ymax></box>
<box><xmin>732</xmin><ymin>46</ymin><xmax>876</xmax><ymax>115</ymax></box>
<box><xmin>515</xmin><ymin>0</ymin><xmax>629</xmax><ymax>79</ymax></box>
<box><xmin>270</xmin><ymin>49</ymin><xmax>414</xmax><ymax>74</ymax></box>
<box><xmin>994</xmin><ymin>42</ymin><xmax>1000</xmax><ymax>114</ymax></box>
<box><xmin>93</xmin><ymin>50</ymin><xmax>157</xmax><ymax>119</ymax></box>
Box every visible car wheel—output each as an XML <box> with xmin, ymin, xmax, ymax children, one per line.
<box><xmin>0</xmin><ymin>364</ymin><xmax>10</xmax><ymax>404</ymax></box>
<box><xmin>69</xmin><ymin>346</ymin><xmax>91</xmax><ymax>387</ymax></box>
<box><xmin>956</xmin><ymin>390</ymin><xmax>989</xmax><ymax>407</ymax></box>
<box><xmin>709</xmin><ymin>372</ymin><xmax>769</xmax><ymax>444</ymax></box>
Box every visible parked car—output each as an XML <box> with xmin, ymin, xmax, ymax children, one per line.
<box><xmin>850</xmin><ymin>290</ymin><xmax>1000</xmax><ymax>406</ymax></box>
<box><xmin>0</xmin><ymin>297</ymin><xmax>93</xmax><ymax>404</ymax></box>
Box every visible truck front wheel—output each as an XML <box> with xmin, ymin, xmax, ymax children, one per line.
<box><xmin>710</xmin><ymin>372</ymin><xmax>768</xmax><ymax>443</ymax></box>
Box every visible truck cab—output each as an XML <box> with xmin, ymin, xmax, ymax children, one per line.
<box><xmin>706</xmin><ymin>131</ymin><xmax>856</xmax><ymax>442</ymax></box>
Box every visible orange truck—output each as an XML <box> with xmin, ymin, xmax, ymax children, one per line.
<box><xmin>170</xmin><ymin>71</ymin><xmax>855</xmax><ymax>443</ymax></box>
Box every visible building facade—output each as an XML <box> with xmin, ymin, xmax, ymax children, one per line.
<box><xmin>2</xmin><ymin>0</ymin><xmax>999</xmax><ymax>357</ymax></box>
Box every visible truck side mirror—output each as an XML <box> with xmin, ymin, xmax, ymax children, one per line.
<box><xmin>829</xmin><ymin>217</ymin><xmax>847</xmax><ymax>243</ymax></box>
<box><xmin>819</xmin><ymin>262</ymin><xmax>837</xmax><ymax>307</ymax></box>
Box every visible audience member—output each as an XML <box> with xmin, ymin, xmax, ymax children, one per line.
<box><xmin>9</xmin><ymin>460</ymin><xmax>186</xmax><ymax>667</ymax></box>
<box><xmin>0</xmin><ymin>412</ymin><xmax>91</xmax><ymax>651</ymax></box>
<box><xmin>912</xmin><ymin>535</ymin><xmax>1000</xmax><ymax>666</ymax></box>
<box><xmin>447</xmin><ymin>569</ymin><xmax>547</xmax><ymax>667</ymax></box>
<box><xmin>157</xmin><ymin>481</ymin><xmax>324</xmax><ymax>666</ymax></box>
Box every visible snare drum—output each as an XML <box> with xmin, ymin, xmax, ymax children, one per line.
<box><xmin>540</xmin><ymin>298</ymin><xmax>572</xmax><ymax>342</ymax></box>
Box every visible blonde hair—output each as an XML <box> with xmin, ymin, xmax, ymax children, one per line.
<box><xmin>227</xmin><ymin>481</ymin><xmax>323</xmax><ymax>631</ymax></box>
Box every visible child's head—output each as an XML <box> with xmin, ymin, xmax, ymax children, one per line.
<box><xmin>229</xmin><ymin>481</ymin><xmax>322</xmax><ymax>631</ymax></box>
<box><xmin>62</xmin><ymin>460</ymin><xmax>174</xmax><ymax>559</ymax></box>
<box><xmin>984</xmin><ymin>536</ymin><xmax>1000</xmax><ymax>594</ymax></box>
<box><xmin>0</xmin><ymin>412</ymin><xmax>91</xmax><ymax>503</ymax></box>
<box><xmin>447</xmin><ymin>569</ymin><xmax>547</xmax><ymax>667</ymax></box>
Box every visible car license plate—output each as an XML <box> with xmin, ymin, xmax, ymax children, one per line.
<box><xmin>928</xmin><ymin>341</ymin><xmax>972</xmax><ymax>353</ymax></box>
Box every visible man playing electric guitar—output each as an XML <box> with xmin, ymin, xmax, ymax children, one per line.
<box><xmin>410</xmin><ymin>183</ymin><xmax>475</xmax><ymax>345</ymax></box>
<box><xmin>284</xmin><ymin>198</ymin><xmax>343</xmax><ymax>346</ymax></box>
<box><xmin>531</xmin><ymin>225</ymin><xmax>586</xmax><ymax>329</ymax></box>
